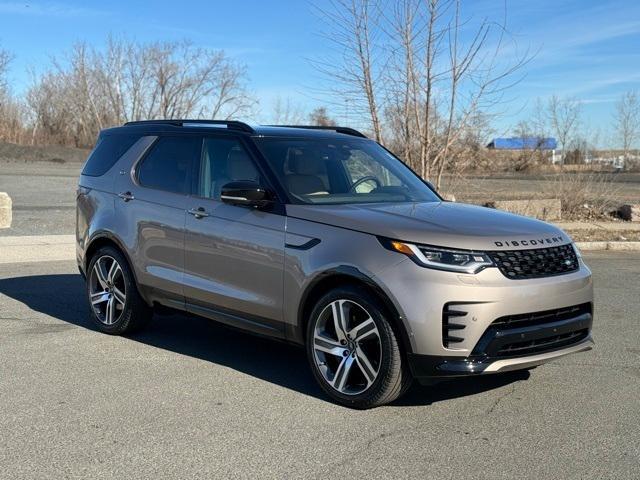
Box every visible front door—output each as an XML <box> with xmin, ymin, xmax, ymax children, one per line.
<box><xmin>183</xmin><ymin>135</ymin><xmax>286</xmax><ymax>337</ymax></box>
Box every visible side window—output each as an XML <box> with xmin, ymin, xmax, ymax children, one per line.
<box><xmin>82</xmin><ymin>134</ymin><xmax>141</xmax><ymax>177</ymax></box>
<box><xmin>137</xmin><ymin>136</ymin><xmax>202</xmax><ymax>195</ymax></box>
<box><xmin>199</xmin><ymin>137</ymin><xmax>261</xmax><ymax>200</ymax></box>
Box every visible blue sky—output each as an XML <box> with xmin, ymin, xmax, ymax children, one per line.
<box><xmin>0</xmin><ymin>0</ymin><xmax>639</xmax><ymax>145</ymax></box>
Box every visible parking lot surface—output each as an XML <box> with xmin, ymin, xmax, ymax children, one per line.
<box><xmin>0</xmin><ymin>252</ymin><xmax>638</xmax><ymax>479</ymax></box>
<box><xmin>0</xmin><ymin>163</ymin><xmax>79</xmax><ymax>236</ymax></box>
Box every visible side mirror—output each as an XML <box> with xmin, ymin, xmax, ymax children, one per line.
<box><xmin>220</xmin><ymin>181</ymin><xmax>275</xmax><ymax>209</ymax></box>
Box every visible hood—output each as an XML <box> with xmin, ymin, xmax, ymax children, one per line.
<box><xmin>286</xmin><ymin>202</ymin><xmax>570</xmax><ymax>251</ymax></box>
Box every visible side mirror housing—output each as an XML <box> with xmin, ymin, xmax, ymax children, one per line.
<box><xmin>220</xmin><ymin>181</ymin><xmax>275</xmax><ymax>209</ymax></box>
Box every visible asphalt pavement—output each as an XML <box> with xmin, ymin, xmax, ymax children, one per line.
<box><xmin>0</xmin><ymin>162</ymin><xmax>80</xmax><ymax>236</ymax></box>
<box><xmin>0</xmin><ymin>252</ymin><xmax>638</xmax><ymax>479</ymax></box>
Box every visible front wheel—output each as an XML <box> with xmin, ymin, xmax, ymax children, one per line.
<box><xmin>306</xmin><ymin>285</ymin><xmax>412</xmax><ymax>409</ymax></box>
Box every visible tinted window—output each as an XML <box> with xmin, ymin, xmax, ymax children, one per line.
<box><xmin>138</xmin><ymin>136</ymin><xmax>202</xmax><ymax>195</ymax></box>
<box><xmin>82</xmin><ymin>134</ymin><xmax>141</xmax><ymax>177</ymax></box>
<box><xmin>198</xmin><ymin>137</ymin><xmax>262</xmax><ymax>200</ymax></box>
<box><xmin>255</xmin><ymin>138</ymin><xmax>439</xmax><ymax>205</ymax></box>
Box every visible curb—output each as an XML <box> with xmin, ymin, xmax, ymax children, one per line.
<box><xmin>0</xmin><ymin>234</ymin><xmax>75</xmax><ymax>264</ymax></box>
<box><xmin>557</xmin><ymin>222</ymin><xmax>640</xmax><ymax>232</ymax></box>
<box><xmin>0</xmin><ymin>192</ymin><xmax>11</xmax><ymax>229</ymax></box>
<box><xmin>575</xmin><ymin>241</ymin><xmax>640</xmax><ymax>251</ymax></box>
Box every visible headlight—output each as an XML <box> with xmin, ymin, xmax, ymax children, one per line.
<box><xmin>380</xmin><ymin>238</ymin><xmax>494</xmax><ymax>274</ymax></box>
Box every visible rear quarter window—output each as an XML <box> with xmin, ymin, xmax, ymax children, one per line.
<box><xmin>136</xmin><ymin>136</ymin><xmax>202</xmax><ymax>195</ymax></box>
<box><xmin>82</xmin><ymin>134</ymin><xmax>141</xmax><ymax>177</ymax></box>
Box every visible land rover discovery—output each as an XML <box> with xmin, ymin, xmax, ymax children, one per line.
<box><xmin>76</xmin><ymin>120</ymin><xmax>594</xmax><ymax>408</ymax></box>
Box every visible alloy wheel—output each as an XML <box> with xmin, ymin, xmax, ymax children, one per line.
<box><xmin>312</xmin><ymin>299</ymin><xmax>382</xmax><ymax>395</ymax></box>
<box><xmin>89</xmin><ymin>255</ymin><xmax>127</xmax><ymax>325</ymax></box>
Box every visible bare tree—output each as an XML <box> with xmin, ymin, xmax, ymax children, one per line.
<box><xmin>547</xmin><ymin>95</ymin><xmax>582</xmax><ymax>164</ymax></box>
<box><xmin>309</xmin><ymin>106</ymin><xmax>336</xmax><ymax>126</ymax></box>
<box><xmin>0</xmin><ymin>47</ymin><xmax>11</xmax><ymax>91</ymax></box>
<box><xmin>313</xmin><ymin>0</ymin><xmax>384</xmax><ymax>142</ymax></box>
<box><xmin>26</xmin><ymin>38</ymin><xmax>255</xmax><ymax>147</ymax></box>
<box><xmin>0</xmin><ymin>45</ymin><xmax>28</xmax><ymax>144</ymax></box>
<box><xmin>614</xmin><ymin>90</ymin><xmax>640</xmax><ymax>162</ymax></box>
<box><xmin>271</xmin><ymin>96</ymin><xmax>306</xmax><ymax>124</ymax></box>
<box><xmin>0</xmin><ymin>45</ymin><xmax>13</xmax><ymax>138</ymax></box>
<box><xmin>315</xmin><ymin>0</ymin><xmax>531</xmax><ymax>187</ymax></box>
<box><xmin>26</xmin><ymin>70</ymin><xmax>75</xmax><ymax>145</ymax></box>
<box><xmin>509</xmin><ymin>119</ymin><xmax>549</xmax><ymax>170</ymax></box>
<box><xmin>531</xmin><ymin>97</ymin><xmax>548</xmax><ymax>138</ymax></box>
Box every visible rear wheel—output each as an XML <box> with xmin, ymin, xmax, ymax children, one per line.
<box><xmin>306</xmin><ymin>285</ymin><xmax>412</xmax><ymax>409</ymax></box>
<box><xmin>87</xmin><ymin>246</ymin><xmax>151</xmax><ymax>334</ymax></box>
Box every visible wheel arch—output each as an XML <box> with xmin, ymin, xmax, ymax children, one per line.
<box><xmin>293</xmin><ymin>266</ymin><xmax>414</xmax><ymax>354</ymax></box>
<box><xmin>84</xmin><ymin>232</ymin><xmax>141</xmax><ymax>289</ymax></box>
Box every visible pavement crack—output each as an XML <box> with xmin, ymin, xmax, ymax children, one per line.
<box><xmin>318</xmin><ymin>427</ymin><xmax>408</xmax><ymax>477</ymax></box>
<box><xmin>487</xmin><ymin>383</ymin><xmax>516</xmax><ymax>415</ymax></box>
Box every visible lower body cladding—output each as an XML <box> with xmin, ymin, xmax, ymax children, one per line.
<box><xmin>373</xmin><ymin>258</ymin><xmax>594</xmax><ymax>384</ymax></box>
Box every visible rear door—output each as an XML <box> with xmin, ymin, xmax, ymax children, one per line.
<box><xmin>115</xmin><ymin>134</ymin><xmax>202</xmax><ymax>308</ymax></box>
<box><xmin>183</xmin><ymin>134</ymin><xmax>286</xmax><ymax>337</ymax></box>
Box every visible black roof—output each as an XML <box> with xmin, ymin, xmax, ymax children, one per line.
<box><xmin>102</xmin><ymin>120</ymin><xmax>367</xmax><ymax>139</ymax></box>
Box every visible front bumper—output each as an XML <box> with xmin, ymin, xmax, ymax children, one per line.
<box><xmin>374</xmin><ymin>256</ymin><xmax>594</xmax><ymax>365</ymax></box>
<box><xmin>408</xmin><ymin>336</ymin><xmax>594</xmax><ymax>382</ymax></box>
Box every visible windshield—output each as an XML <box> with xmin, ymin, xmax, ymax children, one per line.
<box><xmin>254</xmin><ymin>137</ymin><xmax>440</xmax><ymax>205</ymax></box>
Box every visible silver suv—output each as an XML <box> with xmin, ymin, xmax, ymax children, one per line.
<box><xmin>76</xmin><ymin>120</ymin><xmax>594</xmax><ymax>408</ymax></box>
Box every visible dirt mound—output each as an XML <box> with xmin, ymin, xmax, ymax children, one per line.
<box><xmin>0</xmin><ymin>142</ymin><xmax>90</xmax><ymax>164</ymax></box>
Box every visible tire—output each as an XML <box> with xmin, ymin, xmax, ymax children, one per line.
<box><xmin>306</xmin><ymin>284</ymin><xmax>412</xmax><ymax>409</ymax></box>
<box><xmin>86</xmin><ymin>246</ymin><xmax>152</xmax><ymax>335</ymax></box>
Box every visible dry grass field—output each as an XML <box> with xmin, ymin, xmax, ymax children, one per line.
<box><xmin>443</xmin><ymin>172</ymin><xmax>640</xmax><ymax>224</ymax></box>
<box><xmin>442</xmin><ymin>172</ymin><xmax>640</xmax><ymax>205</ymax></box>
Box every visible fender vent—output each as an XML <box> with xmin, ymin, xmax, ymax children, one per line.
<box><xmin>443</xmin><ymin>304</ymin><xmax>468</xmax><ymax>348</ymax></box>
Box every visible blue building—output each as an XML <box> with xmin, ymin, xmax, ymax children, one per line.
<box><xmin>487</xmin><ymin>137</ymin><xmax>557</xmax><ymax>150</ymax></box>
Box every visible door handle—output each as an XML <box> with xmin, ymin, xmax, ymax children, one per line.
<box><xmin>188</xmin><ymin>207</ymin><xmax>209</xmax><ymax>219</ymax></box>
<box><xmin>118</xmin><ymin>191</ymin><xmax>135</xmax><ymax>202</ymax></box>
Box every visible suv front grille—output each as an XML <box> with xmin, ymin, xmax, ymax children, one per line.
<box><xmin>487</xmin><ymin>244</ymin><xmax>579</xmax><ymax>279</ymax></box>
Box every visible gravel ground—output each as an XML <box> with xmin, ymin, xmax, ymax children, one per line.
<box><xmin>0</xmin><ymin>252</ymin><xmax>638</xmax><ymax>479</ymax></box>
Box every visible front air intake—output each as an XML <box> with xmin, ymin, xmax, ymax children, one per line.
<box><xmin>471</xmin><ymin>303</ymin><xmax>593</xmax><ymax>358</ymax></box>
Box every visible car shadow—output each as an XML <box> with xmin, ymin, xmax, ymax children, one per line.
<box><xmin>0</xmin><ymin>273</ymin><xmax>530</xmax><ymax>407</ymax></box>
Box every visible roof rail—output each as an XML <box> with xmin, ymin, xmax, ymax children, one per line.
<box><xmin>123</xmin><ymin>119</ymin><xmax>255</xmax><ymax>134</ymax></box>
<box><xmin>265</xmin><ymin>125</ymin><xmax>367</xmax><ymax>138</ymax></box>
